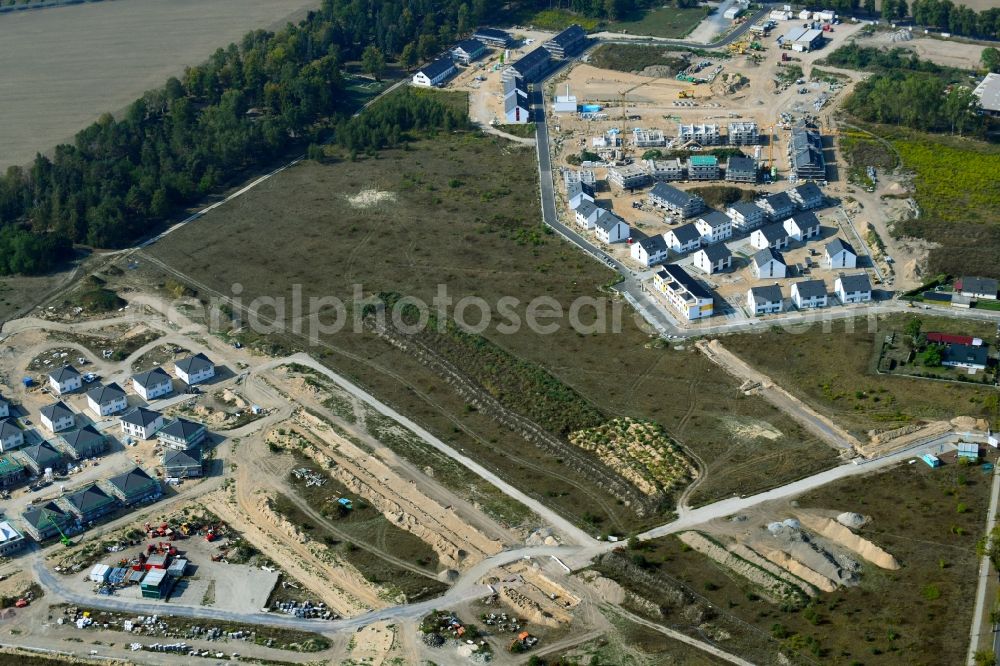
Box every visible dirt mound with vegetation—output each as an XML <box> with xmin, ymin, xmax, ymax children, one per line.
<box><xmin>568</xmin><ymin>418</ymin><xmax>695</xmax><ymax>497</ymax></box>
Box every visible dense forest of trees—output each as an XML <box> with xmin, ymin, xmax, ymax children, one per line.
<box><xmin>831</xmin><ymin>45</ymin><xmax>983</xmax><ymax>135</ymax></box>
<box><xmin>0</xmin><ymin>0</ymin><xmax>490</xmax><ymax>275</ymax></box>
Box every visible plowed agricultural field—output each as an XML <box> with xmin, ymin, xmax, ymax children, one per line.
<box><xmin>0</xmin><ymin>0</ymin><xmax>318</xmax><ymax>168</ymax></box>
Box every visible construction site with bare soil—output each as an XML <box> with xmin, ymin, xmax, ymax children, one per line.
<box><xmin>0</xmin><ymin>6</ymin><xmax>999</xmax><ymax>666</ymax></box>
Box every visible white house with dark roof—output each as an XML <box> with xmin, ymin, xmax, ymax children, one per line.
<box><xmin>566</xmin><ymin>180</ymin><xmax>594</xmax><ymax>210</ymax></box>
<box><xmin>504</xmin><ymin>74</ymin><xmax>530</xmax><ymax>124</ymax></box>
<box><xmin>631</xmin><ymin>235</ymin><xmax>669</xmax><ymax>267</ymax></box>
<box><xmin>594</xmin><ymin>212</ymin><xmax>629</xmax><ymax>244</ymax></box>
<box><xmin>789</xmin><ymin>182</ymin><xmax>823</xmax><ymax>210</ymax></box>
<box><xmin>783</xmin><ymin>212</ymin><xmax>821</xmax><ymax>242</ymax></box>
<box><xmin>0</xmin><ymin>420</ymin><xmax>24</xmax><ymax>452</ymax></box>
<box><xmin>750</xmin><ymin>223</ymin><xmax>789</xmax><ymax>250</ymax></box>
<box><xmin>86</xmin><ymin>382</ymin><xmax>128</xmax><ymax>417</ymax></box>
<box><xmin>664</xmin><ymin>223</ymin><xmax>702</xmax><ymax>254</ymax></box>
<box><xmin>747</xmin><ymin>285</ymin><xmax>784</xmax><ymax>316</ymax></box>
<box><xmin>835</xmin><ymin>273</ymin><xmax>873</xmax><ymax>304</ymax></box>
<box><xmin>694</xmin><ymin>211</ymin><xmax>733</xmax><ymax>244</ymax></box>
<box><xmin>451</xmin><ymin>39</ymin><xmax>486</xmax><ymax>65</ymax></box>
<box><xmin>955</xmin><ymin>276</ymin><xmax>999</xmax><ymax>300</ymax></box>
<box><xmin>412</xmin><ymin>57</ymin><xmax>457</xmax><ymax>87</ymax></box>
<box><xmin>120</xmin><ymin>407</ymin><xmax>165</xmax><ymax>441</ymax></box>
<box><xmin>653</xmin><ymin>265</ymin><xmax>714</xmax><ymax>320</ymax></box>
<box><xmin>825</xmin><ymin>238</ymin><xmax>856</xmax><ymax>269</ymax></box>
<box><xmin>131</xmin><ymin>367</ymin><xmax>172</xmax><ymax>401</ymax></box>
<box><xmin>40</xmin><ymin>401</ymin><xmax>75</xmax><ymax>433</ymax></box>
<box><xmin>48</xmin><ymin>366</ymin><xmax>82</xmax><ymax>395</ymax></box>
<box><xmin>693</xmin><ymin>244</ymin><xmax>732</xmax><ymax>274</ymax></box>
<box><xmin>157</xmin><ymin>418</ymin><xmax>208</xmax><ymax>450</ymax></box>
<box><xmin>791</xmin><ymin>279</ymin><xmax>828</xmax><ymax>309</ymax></box>
<box><xmin>174</xmin><ymin>353</ymin><xmax>215</xmax><ymax>385</ymax></box>
<box><xmin>726</xmin><ymin>201</ymin><xmax>765</xmax><ymax>233</ymax></box>
<box><xmin>753</xmin><ymin>248</ymin><xmax>786</xmax><ymax>279</ymax></box>
<box><xmin>756</xmin><ymin>191</ymin><xmax>795</xmax><ymax>222</ymax></box>
<box><xmin>574</xmin><ymin>200</ymin><xmax>603</xmax><ymax>229</ymax></box>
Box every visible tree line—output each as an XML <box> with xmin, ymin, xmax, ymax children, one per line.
<box><xmin>845</xmin><ymin>73</ymin><xmax>981</xmax><ymax>135</ymax></box>
<box><xmin>0</xmin><ymin>0</ymin><xmax>491</xmax><ymax>275</ymax></box>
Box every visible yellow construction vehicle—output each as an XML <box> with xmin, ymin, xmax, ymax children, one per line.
<box><xmin>677</xmin><ymin>90</ymin><xmax>695</xmax><ymax>99</ymax></box>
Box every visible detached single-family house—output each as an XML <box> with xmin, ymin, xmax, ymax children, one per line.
<box><xmin>40</xmin><ymin>401</ymin><xmax>75</xmax><ymax>433</ymax></box>
<box><xmin>174</xmin><ymin>353</ymin><xmax>215</xmax><ymax>385</ymax></box>
<box><xmin>21</xmin><ymin>501</ymin><xmax>74</xmax><ymax>541</ymax></box>
<box><xmin>163</xmin><ymin>447</ymin><xmax>203</xmax><ymax>479</ymax></box>
<box><xmin>48</xmin><ymin>366</ymin><xmax>82</xmax><ymax>395</ymax></box>
<box><xmin>65</xmin><ymin>484</ymin><xmax>119</xmax><ymax>523</ymax></box>
<box><xmin>574</xmin><ymin>200</ymin><xmax>603</xmax><ymax>229</ymax></box>
<box><xmin>649</xmin><ymin>182</ymin><xmax>705</xmax><ymax>219</ymax></box>
<box><xmin>412</xmin><ymin>57</ymin><xmax>457</xmax><ymax>87</ymax></box>
<box><xmin>504</xmin><ymin>74</ymin><xmax>531</xmax><ymax>124</ymax></box>
<box><xmin>783</xmin><ymin>212</ymin><xmax>821</xmax><ymax>242</ymax></box>
<box><xmin>566</xmin><ymin>180</ymin><xmax>595</xmax><ymax>210</ymax></box>
<box><xmin>942</xmin><ymin>344</ymin><xmax>989</xmax><ymax>370</ymax></box>
<box><xmin>693</xmin><ymin>244</ymin><xmax>733</xmax><ymax>274</ymax></box>
<box><xmin>664</xmin><ymin>223</ymin><xmax>702</xmax><ymax>254</ymax></box>
<box><xmin>451</xmin><ymin>39</ymin><xmax>486</xmax><ymax>65</ymax></box>
<box><xmin>20</xmin><ymin>441</ymin><xmax>64</xmax><ymax>475</ymax></box>
<box><xmin>653</xmin><ymin>265</ymin><xmax>715</xmax><ymax>320</ymax></box>
<box><xmin>747</xmin><ymin>285</ymin><xmax>784</xmax><ymax>315</ymax></box>
<box><xmin>59</xmin><ymin>425</ymin><xmax>107</xmax><ymax>460</ymax></box>
<box><xmin>0</xmin><ymin>420</ymin><xmax>24</xmax><ymax>452</ymax></box>
<box><xmin>107</xmin><ymin>466</ymin><xmax>161</xmax><ymax>506</ymax></box>
<box><xmin>726</xmin><ymin>201</ymin><xmax>766</xmax><ymax>233</ymax></box>
<box><xmin>756</xmin><ymin>191</ymin><xmax>795</xmax><ymax>222</ymax></box>
<box><xmin>789</xmin><ymin>181</ymin><xmax>823</xmax><ymax>210</ymax></box>
<box><xmin>594</xmin><ymin>212</ymin><xmax>629</xmax><ymax>244</ymax></box>
<box><xmin>694</xmin><ymin>211</ymin><xmax>733</xmax><ymax>244</ymax></box>
<box><xmin>86</xmin><ymin>382</ymin><xmax>128</xmax><ymax>417</ymax></box>
<box><xmin>630</xmin><ymin>235</ymin><xmax>669</xmax><ymax>267</ymax></box>
<box><xmin>955</xmin><ymin>276</ymin><xmax>999</xmax><ymax>300</ymax></box>
<box><xmin>750</xmin><ymin>223</ymin><xmax>790</xmax><ymax>250</ymax></box>
<box><xmin>131</xmin><ymin>367</ymin><xmax>172</xmax><ymax>401</ymax></box>
<box><xmin>835</xmin><ymin>273</ymin><xmax>873</xmax><ymax>304</ymax></box>
<box><xmin>157</xmin><ymin>418</ymin><xmax>207</xmax><ymax>450</ymax></box>
<box><xmin>825</xmin><ymin>238</ymin><xmax>857</xmax><ymax>269</ymax></box>
<box><xmin>120</xmin><ymin>407</ymin><xmax>165</xmax><ymax>441</ymax></box>
<box><xmin>753</xmin><ymin>248</ymin><xmax>786</xmax><ymax>279</ymax></box>
<box><xmin>791</xmin><ymin>279</ymin><xmax>828</xmax><ymax>309</ymax></box>
<box><xmin>0</xmin><ymin>455</ymin><xmax>26</xmax><ymax>488</ymax></box>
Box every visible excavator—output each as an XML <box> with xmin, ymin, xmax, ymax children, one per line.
<box><xmin>44</xmin><ymin>511</ymin><xmax>72</xmax><ymax>547</ymax></box>
<box><xmin>677</xmin><ymin>90</ymin><xmax>695</xmax><ymax>99</ymax></box>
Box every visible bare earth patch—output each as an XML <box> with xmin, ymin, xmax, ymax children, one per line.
<box><xmin>346</xmin><ymin>189</ymin><xmax>397</xmax><ymax>209</ymax></box>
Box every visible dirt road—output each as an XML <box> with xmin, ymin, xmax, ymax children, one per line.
<box><xmin>697</xmin><ymin>339</ymin><xmax>864</xmax><ymax>454</ymax></box>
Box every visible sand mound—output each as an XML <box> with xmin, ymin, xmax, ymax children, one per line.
<box><xmin>798</xmin><ymin>514</ymin><xmax>899</xmax><ymax>570</ymax></box>
<box><xmin>763</xmin><ymin>550</ymin><xmax>837</xmax><ymax>593</ymax></box>
<box><xmin>837</xmin><ymin>512</ymin><xmax>867</xmax><ymax>529</ymax></box>
<box><xmin>951</xmin><ymin>415</ymin><xmax>988</xmax><ymax>432</ymax></box>
<box><xmin>346</xmin><ymin>189</ymin><xmax>397</xmax><ymax>209</ymax></box>
<box><xmin>760</xmin><ymin>520</ymin><xmax>859</xmax><ymax>587</ymax></box>
<box><xmin>581</xmin><ymin>572</ymin><xmax>626</xmax><ymax>605</ymax></box>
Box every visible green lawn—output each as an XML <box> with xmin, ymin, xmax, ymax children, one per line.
<box><xmin>608</xmin><ymin>6</ymin><xmax>712</xmax><ymax>39</ymax></box>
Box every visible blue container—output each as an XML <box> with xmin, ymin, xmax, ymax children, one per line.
<box><xmin>581</xmin><ymin>104</ymin><xmax>602</xmax><ymax>113</ymax></box>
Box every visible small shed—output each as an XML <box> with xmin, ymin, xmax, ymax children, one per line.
<box><xmin>140</xmin><ymin>568</ymin><xmax>172</xmax><ymax>599</ymax></box>
<box><xmin>921</xmin><ymin>453</ymin><xmax>941</xmax><ymax>468</ymax></box>
<box><xmin>958</xmin><ymin>442</ymin><xmax>980</xmax><ymax>461</ymax></box>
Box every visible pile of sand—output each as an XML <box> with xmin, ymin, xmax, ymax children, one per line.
<box><xmin>346</xmin><ymin>189</ymin><xmax>397</xmax><ymax>209</ymax></box>
<box><xmin>836</xmin><ymin>512</ymin><xmax>867</xmax><ymax>529</ymax></box>
<box><xmin>798</xmin><ymin>515</ymin><xmax>899</xmax><ymax>570</ymax></box>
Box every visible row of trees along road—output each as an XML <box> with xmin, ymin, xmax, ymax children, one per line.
<box><xmin>0</xmin><ymin>0</ymin><xmax>493</xmax><ymax>276</ymax></box>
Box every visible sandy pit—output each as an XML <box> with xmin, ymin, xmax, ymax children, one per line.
<box><xmin>797</xmin><ymin>513</ymin><xmax>900</xmax><ymax>570</ymax></box>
